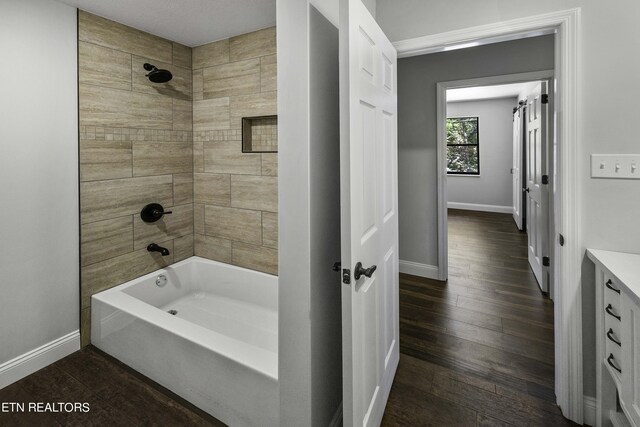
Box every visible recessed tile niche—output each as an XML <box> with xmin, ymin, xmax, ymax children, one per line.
<box><xmin>242</xmin><ymin>115</ymin><xmax>278</xmax><ymax>153</ymax></box>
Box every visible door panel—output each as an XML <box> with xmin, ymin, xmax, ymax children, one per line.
<box><xmin>340</xmin><ymin>0</ymin><xmax>399</xmax><ymax>425</ymax></box>
<box><xmin>526</xmin><ymin>82</ymin><xmax>548</xmax><ymax>292</ymax></box>
<box><xmin>512</xmin><ymin>108</ymin><xmax>523</xmax><ymax>230</ymax></box>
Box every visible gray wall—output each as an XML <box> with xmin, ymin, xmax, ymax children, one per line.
<box><xmin>396</xmin><ymin>35</ymin><xmax>554</xmax><ymax>267</ymax></box>
<box><xmin>0</xmin><ymin>0</ymin><xmax>79</xmax><ymax>367</ymax></box>
<box><xmin>447</xmin><ymin>98</ymin><xmax>517</xmax><ymax>209</ymax></box>
<box><xmin>379</xmin><ymin>0</ymin><xmax>640</xmax><ymax>401</ymax></box>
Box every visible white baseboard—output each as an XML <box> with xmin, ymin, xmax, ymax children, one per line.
<box><xmin>447</xmin><ymin>202</ymin><xmax>512</xmax><ymax>214</ymax></box>
<box><xmin>328</xmin><ymin>402</ymin><xmax>342</xmax><ymax>427</ymax></box>
<box><xmin>399</xmin><ymin>260</ymin><xmax>439</xmax><ymax>279</ymax></box>
<box><xmin>583</xmin><ymin>395</ymin><xmax>596</xmax><ymax>427</ymax></box>
<box><xmin>0</xmin><ymin>330</ymin><xmax>80</xmax><ymax>390</ymax></box>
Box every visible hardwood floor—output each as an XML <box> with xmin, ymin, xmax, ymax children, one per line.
<box><xmin>382</xmin><ymin>209</ymin><xmax>578</xmax><ymax>426</ymax></box>
<box><xmin>0</xmin><ymin>346</ymin><xmax>225</xmax><ymax>426</ymax></box>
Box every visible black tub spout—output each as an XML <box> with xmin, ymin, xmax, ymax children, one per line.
<box><xmin>147</xmin><ymin>243</ymin><xmax>170</xmax><ymax>256</ymax></box>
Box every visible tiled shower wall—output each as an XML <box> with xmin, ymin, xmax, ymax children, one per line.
<box><xmin>78</xmin><ymin>12</ymin><xmax>278</xmax><ymax>346</ymax></box>
<box><xmin>192</xmin><ymin>28</ymin><xmax>278</xmax><ymax>275</ymax></box>
<box><xmin>78</xmin><ymin>11</ymin><xmax>194</xmax><ymax>346</ymax></box>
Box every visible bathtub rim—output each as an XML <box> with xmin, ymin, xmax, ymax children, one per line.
<box><xmin>91</xmin><ymin>256</ymin><xmax>278</xmax><ymax>381</ymax></box>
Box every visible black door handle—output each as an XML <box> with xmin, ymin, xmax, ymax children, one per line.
<box><xmin>607</xmin><ymin>328</ymin><xmax>621</xmax><ymax>346</ymax></box>
<box><xmin>605</xmin><ymin>304</ymin><xmax>621</xmax><ymax>321</ymax></box>
<box><xmin>605</xmin><ymin>280</ymin><xmax>620</xmax><ymax>294</ymax></box>
<box><xmin>524</xmin><ymin>187</ymin><xmax>530</xmax><ymax>193</ymax></box>
<box><xmin>354</xmin><ymin>262</ymin><xmax>377</xmax><ymax>280</ymax></box>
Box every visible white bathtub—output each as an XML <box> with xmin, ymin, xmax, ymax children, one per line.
<box><xmin>91</xmin><ymin>256</ymin><xmax>279</xmax><ymax>427</ymax></box>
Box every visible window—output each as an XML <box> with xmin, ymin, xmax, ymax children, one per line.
<box><xmin>446</xmin><ymin>116</ymin><xmax>479</xmax><ymax>175</ymax></box>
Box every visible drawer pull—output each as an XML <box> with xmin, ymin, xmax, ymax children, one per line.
<box><xmin>605</xmin><ymin>279</ymin><xmax>621</xmax><ymax>294</ymax></box>
<box><xmin>607</xmin><ymin>353</ymin><xmax>622</xmax><ymax>374</ymax></box>
<box><xmin>607</xmin><ymin>328</ymin><xmax>621</xmax><ymax>346</ymax></box>
<box><xmin>606</xmin><ymin>304</ymin><xmax>621</xmax><ymax>321</ymax></box>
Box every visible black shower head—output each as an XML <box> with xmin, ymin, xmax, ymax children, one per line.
<box><xmin>143</xmin><ymin>63</ymin><xmax>173</xmax><ymax>83</ymax></box>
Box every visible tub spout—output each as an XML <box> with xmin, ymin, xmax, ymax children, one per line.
<box><xmin>147</xmin><ymin>243</ymin><xmax>170</xmax><ymax>256</ymax></box>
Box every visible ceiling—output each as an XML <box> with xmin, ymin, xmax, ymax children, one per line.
<box><xmin>447</xmin><ymin>82</ymin><xmax>536</xmax><ymax>103</ymax></box>
<box><xmin>58</xmin><ymin>0</ymin><xmax>277</xmax><ymax>47</ymax></box>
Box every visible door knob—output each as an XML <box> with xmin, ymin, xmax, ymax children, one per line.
<box><xmin>354</xmin><ymin>262</ymin><xmax>377</xmax><ymax>280</ymax></box>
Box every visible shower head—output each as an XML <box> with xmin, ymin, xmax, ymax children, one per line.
<box><xmin>143</xmin><ymin>63</ymin><xmax>173</xmax><ymax>83</ymax></box>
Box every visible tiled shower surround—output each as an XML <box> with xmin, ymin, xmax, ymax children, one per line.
<box><xmin>78</xmin><ymin>11</ymin><xmax>277</xmax><ymax>346</ymax></box>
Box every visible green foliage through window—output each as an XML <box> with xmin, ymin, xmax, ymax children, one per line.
<box><xmin>446</xmin><ymin>117</ymin><xmax>479</xmax><ymax>174</ymax></box>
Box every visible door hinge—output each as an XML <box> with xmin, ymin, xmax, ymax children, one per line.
<box><xmin>542</xmin><ymin>174</ymin><xmax>549</xmax><ymax>185</ymax></box>
<box><xmin>541</xmin><ymin>94</ymin><xmax>549</xmax><ymax>104</ymax></box>
<box><xmin>543</xmin><ymin>256</ymin><xmax>550</xmax><ymax>267</ymax></box>
<box><xmin>342</xmin><ymin>269</ymin><xmax>351</xmax><ymax>284</ymax></box>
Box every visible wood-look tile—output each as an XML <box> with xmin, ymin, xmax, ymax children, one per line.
<box><xmin>261</xmin><ymin>153</ymin><xmax>278</xmax><ymax>176</ymax></box>
<box><xmin>81</xmin><ymin>242</ymin><xmax>174</xmax><ymax>308</ymax></box>
<box><xmin>204</xmin><ymin>141</ymin><xmax>262</xmax><ymax>175</ymax></box>
<box><xmin>230</xmin><ymin>175</ymin><xmax>277</xmax><ymax>212</ymax></box>
<box><xmin>80</xmin><ymin>140</ymin><xmax>132</xmax><ymax>182</ymax></box>
<box><xmin>204</xmin><ymin>205</ymin><xmax>262</xmax><ymax>244</ymax></box>
<box><xmin>81</xmin><ymin>307</ymin><xmax>91</xmax><ymax>348</ymax></box>
<box><xmin>79</xmin><ymin>42</ymin><xmax>131</xmax><ymax>91</ymax></box>
<box><xmin>262</xmin><ymin>212</ymin><xmax>278</xmax><ymax>249</ymax></box>
<box><xmin>477</xmin><ymin>413</ymin><xmax>517</xmax><ymax>427</ymax></box>
<box><xmin>79</xmin><ymin>11</ymin><xmax>172</xmax><ymax>63</ymax></box>
<box><xmin>203</xmin><ymin>58</ymin><xmax>261</xmax><ymax>98</ymax></box>
<box><xmin>173</xmin><ymin>234</ymin><xmax>194</xmax><ymax>262</ymax></box>
<box><xmin>194</xmin><ymin>233</ymin><xmax>232</xmax><ymax>263</ymax></box>
<box><xmin>194</xmin><ymin>204</ymin><xmax>205</xmax><ymax>234</ymax></box>
<box><xmin>80</xmin><ymin>84</ymin><xmax>173</xmax><ymax>129</ymax></box>
<box><xmin>80</xmin><ymin>175</ymin><xmax>173</xmax><ymax>224</ymax></box>
<box><xmin>192</xmin><ymin>39</ymin><xmax>230</xmax><ymax>69</ymax></box>
<box><xmin>173</xmin><ymin>99</ymin><xmax>193</xmax><ymax>131</ymax></box>
<box><xmin>229</xmin><ymin>91</ymin><xmax>277</xmax><ymax>129</ymax></box>
<box><xmin>173</xmin><ymin>173</ymin><xmax>194</xmax><ymax>205</ymax></box>
<box><xmin>193</xmin><ymin>97</ymin><xmax>230</xmax><ymax>131</ymax></box>
<box><xmin>194</xmin><ymin>173</ymin><xmax>230</xmax><ymax>206</ymax></box>
<box><xmin>131</xmin><ymin>55</ymin><xmax>192</xmax><ymax>101</ymax></box>
<box><xmin>194</xmin><ymin>141</ymin><xmax>204</xmax><ymax>172</ymax></box>
<box><xmin>231</xmin><ymin>241</ymin><xmax>277</xmax><ymax>275</ymax></box>
<box><xmin>229</xmin><ymin>27</ymin><xmax>276</xmax><ymax>62</ymax></box>
<box><xmin>172</xmin><ymin>42</ymin><xmax>192</xmax><ymax>68</ymax></box>
<box><xmin>260</xmin><ymin>54</ymin><xmax>277</xmax><ymax>92</ymax></box>
<box><xmin>193</xmin><ymin>69</ymin><xmax>204</xmax><ymax>101</ymax></box>
<box><xmin>132</xmin><ymin>142</ymin><xmax>192</xmax><ymax>176</ymax></box>
<box><xmin>81</xmin><ymin>216</ymin><xmax>133</xmax><ymax>267</ymax></box>
<box><xmin>133</xmin><ymin>204</ymin><xmax>193</xmax><ymax>250</ymax></box>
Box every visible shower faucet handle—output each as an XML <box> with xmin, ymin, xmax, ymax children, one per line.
<box><xmin>140</xmin><ymin>203</ymin><xmax>172</xmax><ymax>223</ymax></box>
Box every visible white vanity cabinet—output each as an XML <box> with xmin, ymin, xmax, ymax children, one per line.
<box><xmin>588</xmin><ymin>249</ymin><xmax>640</xmax><ymax>427</ymax></box>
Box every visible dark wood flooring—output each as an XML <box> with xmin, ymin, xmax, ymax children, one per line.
<box><xmin>382</xmin><ymin>209</ymin><xmax>578</xmax><ymax>426</ymax></box>
<box><xmin>0</xmin><ymin>346</ymin><xmax>225</xmax><ymax>426</ymax></box>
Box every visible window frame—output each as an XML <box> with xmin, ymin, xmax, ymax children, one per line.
<box><xmin>446</xmin><ymin>116</ymin><xmax>480</xmax><ymax>176</ymax></box>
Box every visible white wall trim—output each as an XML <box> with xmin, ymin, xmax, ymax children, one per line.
<box><xmin>0</xmin><ymin>331</ymin><xmax>80</xmax><ymax>389</ymax></box>
<box><xmin>447</xmin><ymin>202</ymin><xmax>512</xmax><ymax>214</ymax></box>
<box><xmin>583</xmin><ymin>395</ymin><xmax>596</xmax><ymax>427</ymax></box>
<box><xmin>395</xmin><ymin>8</ymin><xmax>582</xmax><ymax>424</ymax></box>
<box><xmin>399</xmin><ymin>260</ymin><xmax>439</xmax><ymax>280</ymax></box>
<box><xmin>328</xmin><ymin>402</ymin><xmax>343</xmax><ymax>427</ymax></box>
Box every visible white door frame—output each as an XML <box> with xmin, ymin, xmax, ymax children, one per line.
<box><xmin>436</xmin><ymin>71</ymin><xmax>554</xmax><ymax>283</ymax></box>
<box><xmin>393</xmin><ymin>8</ymin><xmax>583</xmax><ymax>424</ymax></box>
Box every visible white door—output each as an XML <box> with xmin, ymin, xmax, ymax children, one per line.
<box><xmin>525</xmin><ymin>82</ymin><xmax>549</xmax><ymax>292</ymax></box>
<box><xmin>340</xmin><ymin>0</ymin><xmax>399</xmax><ymax>425</ymax></box>
<box><xmin>512</xmin><ymin>106</ymin><xmax>524</xmax><ymax>230</ymax></box>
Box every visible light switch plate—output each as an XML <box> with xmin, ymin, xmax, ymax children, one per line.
<box><xmin>591</xmin><ymin>154</ymin><xmax>640</xmax><ymax>179</ymax></box>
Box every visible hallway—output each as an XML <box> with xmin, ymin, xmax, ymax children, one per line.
<box><xmin>382</xmin><ymin>209</ymin><xmax>577</xmax><ymax>426</ymax></box>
